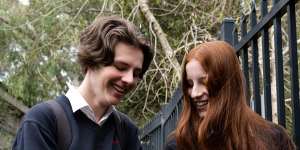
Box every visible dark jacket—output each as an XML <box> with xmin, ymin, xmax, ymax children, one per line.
<box><xmin>13</xmin><ymin>95</ymin><xmax>141</xmax><ymax>150</ymax></box>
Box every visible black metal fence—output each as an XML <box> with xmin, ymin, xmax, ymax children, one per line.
<box><xmin>139</xmin><ymin>87</ymin><xmax>183</xmax><ymax>150</ymax></box>
<box><xmin>139</xmin><ymin>0</ymin><xmax>300</xmax><ymax>149</ymax></box>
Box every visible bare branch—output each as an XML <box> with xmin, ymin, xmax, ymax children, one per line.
<box><xmin>138</xmin><ymin>0</ymin><xmax>181</xmax><ymax>78</ymax></box>
<box><xmin>0</xmin><ymin>87</ymin><xmax>29</xmax><ymax>114</ymax></box>
<box><xmin>0</xmin><ymin>16</ymin><xmax>9</xmax><ymax>24</ymax></box>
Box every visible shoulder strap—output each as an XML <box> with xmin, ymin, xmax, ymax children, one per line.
<box><xmin>113</xmin><ymin>110</ymin><xmax>127</xmax><ymax>150</ymax></box>
<box><xmin>46</xmin><ymin>100</ymin><xmax>71</xmax><ymax>150</ymax></box>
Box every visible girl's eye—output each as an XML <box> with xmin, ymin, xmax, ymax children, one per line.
<box><xmin>187</xmin><ymin>80</ymin><xmax>193</xmax><ymax>87</ymax></box>
<box><xmin>202</xmin><ymin>78</ymin><xmax>208</xmax><ymax>85</ymax></box>
<box><xmin>198</xmin><ymin>77</ymin><xmax>208</xmax><ymax>85</ymax></box>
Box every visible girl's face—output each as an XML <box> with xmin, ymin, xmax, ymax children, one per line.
<box><xmin>186</xmin><ymin>59</ymin><xmax>209</xmax><ymax>118</ymax></box>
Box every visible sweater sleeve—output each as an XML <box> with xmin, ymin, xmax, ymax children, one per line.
<box><xmin>12</xmin><ymin>103</ymin><xmax>57</xmax><ymax>150</ymax></box>
<box><xmin>118</xmin><ymin>112</ymin><xmax>142</xmax><ymax>150</ymax></box>
<box><xmin>164</xmin><ymin>139</ymin><xmax>176</xmax><ymax>150</ymax></box>
<box><xmin>126</xmin><ymin>126</ymin><xmax>142</xmax><ymax>150</ymax></box>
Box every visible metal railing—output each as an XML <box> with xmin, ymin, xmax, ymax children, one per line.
<box><xmin>139</xmin><ymin>0</ymin><xmax>300</xmax><ymax>149</ymax></box>
<box><xmin>139</xmin><ymin>87</ymin><xmax>183</xmax><ymax>150</ymax></box>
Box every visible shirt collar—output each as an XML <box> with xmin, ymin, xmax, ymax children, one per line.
<box><xmin>65</xmin><ymin>83</ymin><xmax>90</xmax><ymax>113</ymax></box>
<box><xmin>65</xmin><ymin>82</ymin><xmax>115</xmax><ymax>125</ymax></box>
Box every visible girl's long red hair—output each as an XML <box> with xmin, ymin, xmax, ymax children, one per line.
<box><xmin>174</xmin><ymin>41</ymin><xmax>294</xmax><ymax>150</ymax></box>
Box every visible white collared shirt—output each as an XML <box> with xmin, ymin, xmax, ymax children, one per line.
<box><xmin>65</xmin><ymin>83</ymin><xmax>115</xmax><ymax>126</ymax></box>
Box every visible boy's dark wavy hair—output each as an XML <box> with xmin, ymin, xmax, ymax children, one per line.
<box><xmin>77</xmin><ymin>16</ymin><xmax>153</xmax><ymax>78</ymax></box>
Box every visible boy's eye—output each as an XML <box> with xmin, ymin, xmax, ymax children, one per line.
<box><xmin>114</xmin><ymin>64</ymin><xmax>127</xmax><ymax>71</ymax></box>
<box><xmin>133</xmin><ymin>70</ymin><xmax>142</xmax><ymax>78</ymax></box>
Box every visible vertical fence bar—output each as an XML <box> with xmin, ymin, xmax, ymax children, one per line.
<box><xmin>155</xmin><ymin>132</ymin><xmax>157</xmax><ymax>150</ymax></box>
<box><xmin>250</xmin><ymin>1</ymin><xmax>261</xmax><ymax>115</ymax></box>
<box><xmin>157</xmin><ymin>129</ymin><xmax>160</xmax><ymax>150</ymax></box>
<box><xmin>233</xmin><ymin>27</ymin><xmax>238</xmax><ymax>47</ymax></box>
<box><xmin>221</xmin><ymin>18</ymin><xmax>235</xmax><ymax>46</ymax></box>
<box><xmin>287</xmin><ymin>0</ymin><xmax>300</xmax><ymax>147</ymax></box>
<box><xmin>175</xmin><ymin>105</ymin><xmax>179</xmax><ymax>119</ymax></box>
<box><xmin>272</xmin><ymin>0</ymin><xmax>286</xmax><ymax>127</ymax></box>
<box><xmin>160</xmin><ymin>111</ymin><xmax>165</xmax><ymax>150</ymax></box>
<box><xmin>233</xmin><ymin>27</ymin><xmax>240</xmax><ymax>56</ymax></box>
<box><xmin>147</xmin><ymin>136</ymin><xmax>149</xmax><ymax>150</ymax></box>
<box><xmin>261</xmin><ymin>0</ymin><xmax>272</xmax><ymax>121</ymax></box>
<box><xmin>240</xmin><ymin>15</ymin><xmax>251</xmax><ymax>105</ymax></box>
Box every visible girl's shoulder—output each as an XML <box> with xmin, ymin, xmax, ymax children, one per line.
<box><xmin>267</xmin><ymin>122</ymin><xmax>296</xmax><ymax>150</ymax></box>
<box><xmin>164</xmin><ymin>138</ymin><xmax>176</xmax><ymax>150</ymax></box>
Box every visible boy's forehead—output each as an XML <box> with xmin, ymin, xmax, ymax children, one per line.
<box><xmin>113</xmin><ymin>43</ymin><xmax>144</xmax><ymax>69</ymax></box>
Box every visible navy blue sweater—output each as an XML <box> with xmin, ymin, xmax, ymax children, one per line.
<box><xmin>13</xmin><ymin>95</ymin><xmax>141</xmax><ymax>150</ymax></box>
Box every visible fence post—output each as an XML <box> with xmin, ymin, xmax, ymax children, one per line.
<box><xmin>287</xmin><ymin>0</ymin><xmax>300</xmax><ymax>147</ymax></box>
<box><xmin>220</xmin><ymin>18</ymin><xmax>235</xmax><ymax>46</ymax></box>
<box><xmin>160</xmin><ymin>107</ymin><xmax>166</xmax><ymax>150</ymax></box>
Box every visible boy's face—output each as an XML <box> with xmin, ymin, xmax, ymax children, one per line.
<box><xmin>87</xmin><ymin>42</ymin><xmax>144</xmax><ymax>107</ymax></box>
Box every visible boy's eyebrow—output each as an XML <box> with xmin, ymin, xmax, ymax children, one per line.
<box><xmin>114</xmin><ymin>61</ymin><xmax>143</xmax><ymax>70</ymax></box>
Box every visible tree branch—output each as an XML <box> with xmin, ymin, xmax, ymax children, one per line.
<box><xmin>0</xmin><ymin>16</ymin><xmax>9</xmax><ymax>24</ymax></box>
<box><xmin>0</xmin><ymin>122</ymin><xmax>15</xmax><ymax>135</ymax></box>
<box><xmin>0</xmin><ymin>87</ymin><xmax>29</xmax><ymax>114</ymax></box>
<box><xmin>138</xmin><ymin>0</ymin><xmax>181</xmax><ymax>78</ymax></box>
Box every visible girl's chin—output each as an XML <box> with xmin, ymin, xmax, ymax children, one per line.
<box><xmin>198</xmin><ymin>111</ymin><xmax>207</xmax><ymax>118</ymax></box>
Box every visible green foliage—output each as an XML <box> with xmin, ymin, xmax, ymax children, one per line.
<box><xmin>0</xmin><ymin>130</ymin><xmax>13</xmax><ymax>150</ymax></box>
<box><xmin>0</xmin><ymin>0</ymin><xmax>85</xmax><ymax>106</ymax></box>
<box><xmin>0</xmin><ymin>96</ymin><xmax>23</xmax><ymax>149</ymax></box>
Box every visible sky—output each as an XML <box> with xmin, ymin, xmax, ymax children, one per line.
<box><xmin>18</xmin><ymin>0</ymin><xmax>30</xmax><ymax>6</ymax></box>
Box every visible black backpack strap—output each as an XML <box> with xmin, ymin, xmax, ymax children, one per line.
<box><xmin>46</xmin><ymin>100</ymin><xmax>71</xmax><ymax>150</ymax></box>
<box><xmin>113</xmin><ymin>110</ymin><xmax>128</xmax><ymax>150</ymax></box>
